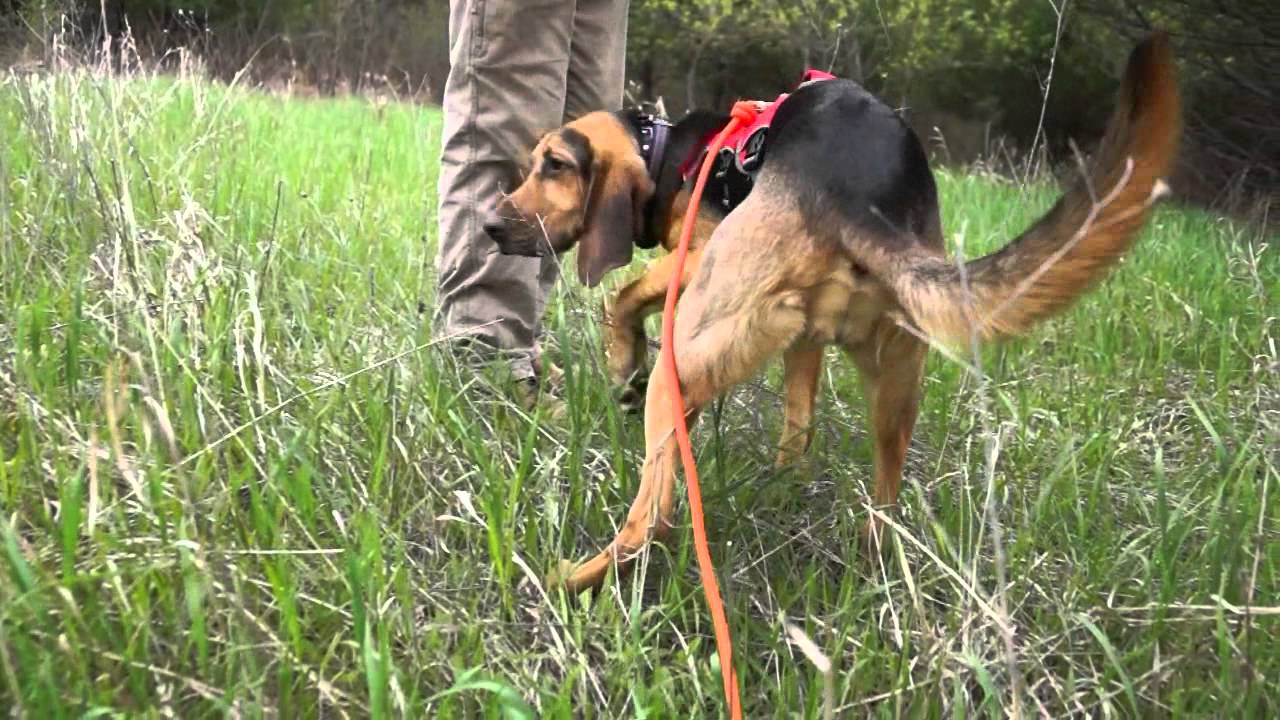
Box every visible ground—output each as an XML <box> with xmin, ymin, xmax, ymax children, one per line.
<box><xmin>0</xmin><ymin>68</ymin><xmax>1276</xmax><ymax>718</ymax></box>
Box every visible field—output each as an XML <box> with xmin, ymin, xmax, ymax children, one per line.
<box><xmin>0</xmin><ymin>65</ymin><xmax>1276</xmax><ymax>718</ymax></box>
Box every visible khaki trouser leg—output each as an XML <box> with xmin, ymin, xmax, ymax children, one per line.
<box><xmin>565</xmin><ymin>0</ymin><xmax>629</xmax><ymax>122</ymax></box>
<box><xmin>435</xmin><ymin>0</ymin><xmax>629</xmax><ymax>381</ymax></box>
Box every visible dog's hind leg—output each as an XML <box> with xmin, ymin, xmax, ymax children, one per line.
<box><xmin>846</xmin><ymin>324</ymin><xmax>927</xmax><ymax>548</ymax></box>
<box><xmin>775</xmin><ymin>343</ymin><xmax>824</xmax><ymax>469</ymax></box>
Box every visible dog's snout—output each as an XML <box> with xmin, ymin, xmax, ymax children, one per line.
<box><xmin>482</xmin><ymin>217</ymin><xmax>509</xmax><ymax>244</ymax></box>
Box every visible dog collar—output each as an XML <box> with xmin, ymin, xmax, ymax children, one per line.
<box><xmin>636</xmin><ymin>113</ymin><xmax>673</xmax><ymax>182</ymax></box>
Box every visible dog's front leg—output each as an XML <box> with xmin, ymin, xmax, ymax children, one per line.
<box><xmin>603</xmin><ymin>248</ymin><xmax>706</xmax><ymax>413</ymax></box>
<box><xmin>602</xmin><ymin>286</ymin><xmax>651</xmax><ymax>413</ymax></box>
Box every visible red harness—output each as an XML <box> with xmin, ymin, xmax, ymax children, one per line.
<box><xmin>677</xmin><ymin>68</ymin><xmax>837</xmax><ymax>190</ymax></box>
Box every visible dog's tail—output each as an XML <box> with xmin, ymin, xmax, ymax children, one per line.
<box><xmin>884</xmin><ymin>32</ymin><xmax>1181</xmax><ymax>345</ymax></box>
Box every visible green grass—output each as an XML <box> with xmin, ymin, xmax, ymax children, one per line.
<box><xmin>1</xmin><ymin>65</ymin><xmax>1276</xmax><ymax>718</ymax></box>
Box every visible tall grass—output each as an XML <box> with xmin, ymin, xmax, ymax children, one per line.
<box><xmin>0</xmin><ymin>57</ymin><xmax>1276</xmax><ymax>717</ymax></box>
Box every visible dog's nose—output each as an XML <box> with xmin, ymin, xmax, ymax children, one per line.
<box><xmin>482</xmin><ymin>218</ymin><xmax>508</xmax><ymax>244</ymax></box>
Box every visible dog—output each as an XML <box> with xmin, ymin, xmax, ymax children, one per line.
<box><xmin>483</xmin><ymin>33</ymin><xmax>1181</xmax><ymax>593</ymax></box>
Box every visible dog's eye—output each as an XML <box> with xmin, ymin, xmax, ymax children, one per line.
<box><xmin>543</xmin><ymin>156</ymin><xmax>569</xmax><ymax>175</ymax></box>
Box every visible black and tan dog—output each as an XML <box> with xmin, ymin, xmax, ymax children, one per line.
<box><xmin>483</xmin><ymin>34</ymin><xmax>1181</xmax><ymax>592</ymax></box>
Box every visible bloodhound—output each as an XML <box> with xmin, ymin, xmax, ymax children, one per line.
<box><xmin>483</xmin><ymin>33</ymin><xmax>1181</xmax><ymax>593</ymax></box>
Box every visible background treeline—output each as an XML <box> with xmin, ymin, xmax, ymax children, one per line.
<box><xmin>2</xmin><ymin>0</ymin><xmax>1276</xmax><ymax>218</ymax></box>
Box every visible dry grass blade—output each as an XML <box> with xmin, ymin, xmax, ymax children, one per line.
<box><xmin>179</xmin><ymin>321</ymin><xmax>498</xmax><ymax>467</ymax></box>
<box><xmin>861</xmin><ymin>504</ymin><xmax>1015</xmax><ymax>637</ymax></box>
<box><xmin>782</xmin><ymin>616</ymin><xmax>834</xmax><ymax>720</ymax></box>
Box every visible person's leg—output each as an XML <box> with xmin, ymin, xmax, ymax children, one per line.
<box><xmin>563</xmin><ymin>0</ymin><xmax>629</xmax><ymax>122</ymax></box>
<box><xmin>516</xmin><ymin>0</ymin><xmax>632</xmax><ymax>370</ymax></box>
<box><xmin>435</xmin><ymin>0</ymin><xmax>577</xmax><ymax>382</ymax></box>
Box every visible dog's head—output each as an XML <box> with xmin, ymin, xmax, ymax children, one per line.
<box><xmin>483</xmin><ymin>112</ymin><xmax>654</xmax><ymax>287</ymax></box>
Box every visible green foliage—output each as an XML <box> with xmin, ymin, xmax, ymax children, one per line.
<box><xmin>623</xmin><ymin>0</ymin><xmax>1125</xmax><ymax>163</ymax></box>
<box><xmin>625</xmin><ymin>0</ymin><xmax>1275</xmax><ymax>203</ymax></box>
<box><xmin>0</xmin><ymin>63</ymin><xmax>1276</xmax><ymax>716</ymax></box>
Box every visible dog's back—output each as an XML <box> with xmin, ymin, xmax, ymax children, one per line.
<box><xmin>761</xmin><ymin>78</ymin><xmax>945</xmax><ymax>254</ymax></box>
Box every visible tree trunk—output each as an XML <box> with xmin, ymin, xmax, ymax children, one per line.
<box><xmin>847</xmin><ymin>26</ymin><xmax>864</xmax><ymax>83</ymax></box>
<box><xmin>686</xmin><ymin>38</ymin><xmax>707</xmax><ymax>111</ymax></box>
<box><xmin>641</xmin><ymin>52</ymin><xmax>654</xmax><ymax>100</ymax></box>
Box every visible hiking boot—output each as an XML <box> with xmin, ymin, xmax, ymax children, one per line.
<box><xmin>438</xmin><ymin>336</ymin><xmax>568</xmax><ymax>421</ymax></box>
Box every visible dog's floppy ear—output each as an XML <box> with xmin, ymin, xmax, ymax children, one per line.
<box><xmin>577</xmin><ymin>154</ymin><xmax>653</xmax><ymax>288</ymax></box>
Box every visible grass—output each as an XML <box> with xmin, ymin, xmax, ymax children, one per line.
<box><xmin>0</xmin><ymin>60</ymin><xmax>1276</xmax><ymax>718</ymax></box>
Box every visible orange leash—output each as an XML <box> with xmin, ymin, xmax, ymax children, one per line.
<box><xmin>660</xmin><ymin>100</ymin><xmax>759</xmax><ymax>720</ymax></box>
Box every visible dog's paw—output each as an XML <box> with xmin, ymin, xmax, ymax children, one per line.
<box><xmin>546</xmin><ymin>558</ymin><xmax>579</xmax><ymax>588</ymax></box>
<box><xmin>614</xmin><ymin>373</ymin><xmax>648</xmax><ymax>415</ymax></box>
<box><xmin>860</xmin><ymin>515</ymin><xmax>893</xmax><ymax>559</ymax></box>
<box><xmin>548</xmin><ymin>559</ymin><xmax>606</xmax><ymax>599</ymax></box>
<box><xmin>773</xmin><ymin>447</ymin><xmax>814</xmax><ymax>472</ymax></box>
